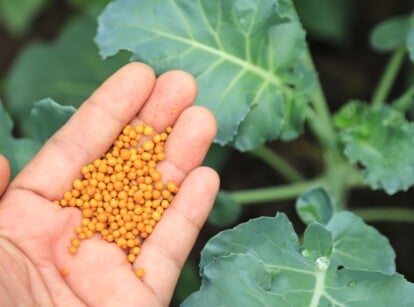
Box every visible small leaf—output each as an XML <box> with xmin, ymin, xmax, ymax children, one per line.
<box><xmin>184</xmin><ymin>212</ymin><xmax>412</xmax><ymax>306</ymax></box>
<box><xmin>208</xmin><ymin>191</ymin><xmax>242</xmax><ymax>227</ymax></box>
<box><xmin>5</xmin><ymin>13</ymin><xmax>128</xmax><ymax>136</ymax></box>
<box><xmin>295</xmin><ymin>187</ymin><xmax>335</xmax><ymax>225</ymax></box>
<box><xmin>303</xmin><ymin>222</ymin><xmax>333</xmax><ymax>260</ymax></box>
<box><xmin>96</xmin><ymin>0</ymin><xmax>317</xmax><ymax>151</ymax></box>
<box><xmin>27</xmin><ymin>98</ymin><xmax>76</xmax><ymax>144</ymax></box>
<box><xmin>0</xmin><ymin>101</ymin><xmax>41</xmax><ymax>178</ymax></box>
<box><xmin>370</xmin><ymin>15</ymin><xmax>410</xmax><ymax>52</ymax></box>
<box><xmin>335</xmin><ymin>101</ymin><xmax>414</xmax><ymax>194</ymax></box>
<box><xmin>326</xmin><ymin>211</ymin><xmax>396</xmax><ymax>274</ymax></box>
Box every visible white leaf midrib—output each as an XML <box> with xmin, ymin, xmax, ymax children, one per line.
<box><xmin>131</xmin><ymin>23</ymin><xmax>284</xmax><ymax>88</ymax></box>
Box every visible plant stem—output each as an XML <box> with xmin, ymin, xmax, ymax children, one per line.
<box><xmin>371</xmin><ymin>45</ymin><xmax>406</xmax><ymax>107</ymax></box>
<box><xmin>304</xmin><ymin>50</ymin><xmax>336</xmax><ymax>147</ymax></box>
<box><xmin>229</xmin><ymin>177</ymin><xmax>326</xmax><ymax>205</ymax></box>
<box><xmin>251</xmin><ymin>146</ymin><xmax>305</xmax><ymax>182</ymax></box>
<box><xmin>354</xmin><ymin>208</ymin><xmax>414</xmax><ymax>223</ymax></box>
<box><xmin>392</xmin><ymin>85</ymin><xmax>414</xmax><ymax>112</ymax></box>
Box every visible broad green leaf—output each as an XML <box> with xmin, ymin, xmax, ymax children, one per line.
<box><xmin>5</xmin><ymin>13</ymin><xmax>128</xmax><ymax>136</ymax></box>
<box><xmin>295</xmin><ymin>187</ymin><xmax>335</xmax><ymax>225</ymax></box>
<box><xmin>183</xmin><ymin>254</ymin><xmax>289</xmax><ymax>306</ymax></box>
<box><xmin>303</xmin><ymin>222</ymin><xmax>333</xmax><ymax>260</ymax></box>
<box><xmin>184</xmin><ymin>212</ymin><xmax>412</xmax><ymax>306</ymax></box>
<box><xmin>0</xmin><ymin>101</ymin><xmax>41</xmax><ymax>178</ymax></box>
<box><xmin>199</xmin><ymin>213</ymin><xmax>303</xmax><ymax>270</ymax></box>
<box><xmin>293</xmin><ymin>0</ymin><xmax>354</xmax><ymax>44</ymax></box>
<box><xmin>327</xmin><ymin>211</ymin><xmax>396</xmax><ymax>274</ymax></box>
<box><xmin>0</xmin><ymin>0</ymin><xmax>46</xmax><ymax>35</ymax></box>
<box><xmin>370</xmin><ymin>15</ymin><xmax>410</xmax><ymax>52</ymax></box>
<box><xmin>26</xmin><ymin>98</ymin><xmax>76</xmax><ymax>144</ymax></box>
<box><xmin>96</xmin><ymin>0</ymin><xmax>316</xmax><ymax>151</ymax></box>
<box><xmin>334</xmin><ymin>101</ymin><xmax>414</xmax><ymax>194</ymax></box>
<box><xmin>208</xmin><ymin>191</ymin><xmax>242</xmax><ymax>227</ymax></box>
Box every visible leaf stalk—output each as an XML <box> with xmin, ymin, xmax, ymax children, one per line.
<box><xmin>251</xmin><ymin>146</ymin><xmax>305</xmax><ymax>182</ymax></box>
<box><xmin>371</xmin><ymin>45</ymin><xmax>406</xmax><ymax>107</ymax></box>
<box><xmin>229</xmin><ymin>177</ymin><xmax>326</xmax><ymax>205</ymax></box>
<box><xmin>354</xmin><ymin>208</ymin><xmax>414</xmax><ymax>223</ymax></box>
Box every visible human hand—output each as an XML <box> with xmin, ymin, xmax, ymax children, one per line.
<box><xmin>0</xmin><ymin>63</ymin><xmax>219</xmax><ymax>307</ymax></box>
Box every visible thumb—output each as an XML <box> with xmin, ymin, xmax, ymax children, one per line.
<box><xmin>0</xmin><ymin>155</ymin><xmax>10</xmax><ymax>197</ymax></box>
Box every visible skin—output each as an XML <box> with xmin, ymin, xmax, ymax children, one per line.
<box><xmin>0</xmin><ymin>63</ymin><xmax>220</xmax><ymax>307</ymax></box>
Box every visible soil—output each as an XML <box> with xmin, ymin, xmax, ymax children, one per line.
<box><xmin>1</xmin><ymin>1</ymin><xmax>413</xmax><ymax>304</ymax></box>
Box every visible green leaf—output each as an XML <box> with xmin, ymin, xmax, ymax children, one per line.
<box><xmin>26</xmin><ymin>98</ymin><xmax>76</xmax><ymax>144</ymax></box>
<box><xmin>303</xmin><ymin>222</ymin><xmax>333</xmax><ymax>260</ymax></box>
<box><xmin>5</xmin><ymin>13</ymin><xmax>129</xmax><ymax>136</ymax></box>
<box><xmin>0</xmin><ymin>101</ymin><xmax>41</xmax><ymax>178</ymax></box>
<box><xmin>334</xmin><ymin>101</ymin><xmax>414</xmax><ymax>194</ymax></box>
<box><xmin>208</xmin><ymin>191</ymin><xmax>242</xmax><ymax>227</ymax></box>
<box><xmin>199</xmin><ymin>213</ymin><xmax>302</xmax><ymax>270</ymax></box>
<box><xmin>370</xmin><ymin>11</ymin><xmax>414</xmax><ymax>63</ymax></box>
<box><xmin>370</xmin><ymin>15</ymin><xmax>410</xmax><ymax>52</ymax></box>
<box><xmin>183</xmin><ymin>253</ymin><xmax>288</xmax><ymax>306</ymax></box>
<box><xmin>183</xmin><ymin>212</ymin><xmax>412</xmax><ymax>306</ymax></box>
<box><xmin>327</xmin><ymin>211</ymin><xmax>396</xmax><ymax>274</ymax></box>
<box><xmin>295</xmin><ymin>187</ymin><xmax>335</xmax><ymax>225</ymax></box>
<box><xmin>96</xmin><ymin>0</ymin><xmax>316</xmax><ymax>151</ymax></box>
<box><xmin>0</xmin><ymin>0</ymin><xmax>47</xmax><ymax>35</ymax></box>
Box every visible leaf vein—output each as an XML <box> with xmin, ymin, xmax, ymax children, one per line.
<box><xmin>130</xmin><ymin>24</ymin><xmax>284</xmax><ymax>88</ymax></box>
<box><xmin>170</xmin><ymin>0</ymin><xmax>195</xmax><ymax>40</ymax></box>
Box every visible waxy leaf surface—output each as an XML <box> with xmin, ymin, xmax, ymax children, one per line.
<box><xmin>183</xmin><ymin>212</ymin><xmax>412</xmax><ymax>306</ymax></box>
<box><xmin>96</xmin><ymin>0</ymin><xmax>316</xmax><ymax>151</ymax></box>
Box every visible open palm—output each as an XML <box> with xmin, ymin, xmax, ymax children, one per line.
<box><xmin>0</xmin><ymin>63</ymin><xmax>219</xmax><ymax>307</ymax></box>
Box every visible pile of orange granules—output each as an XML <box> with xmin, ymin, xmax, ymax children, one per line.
<box><xmin>54</xmin><ymin>124</ymin><xmax>178</xmax><ymax>278</ymax></box>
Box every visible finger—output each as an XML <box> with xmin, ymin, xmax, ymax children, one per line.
<box><xmin>157</xmin><ymin>106</ymin><xmax>217</xmax><ymax>185</ymax></box>
<box><xmin>130</xmin><ymin>70</ymin><xmax>198</xmax><ymax>132</ymax></box>
<box><xmin>134</xmin><ymin>166</ymin><xmax>220</xmax><ymax>305</ymax></box>
<box><xmin>0</xmin><ymin>155</ymin><xmax>10</xmax><ymax>197</ymax></box>
<box><xmin>11</xmin><ymin>63</ymin><xmax>156</xmax><ymax>200</ymax></box>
